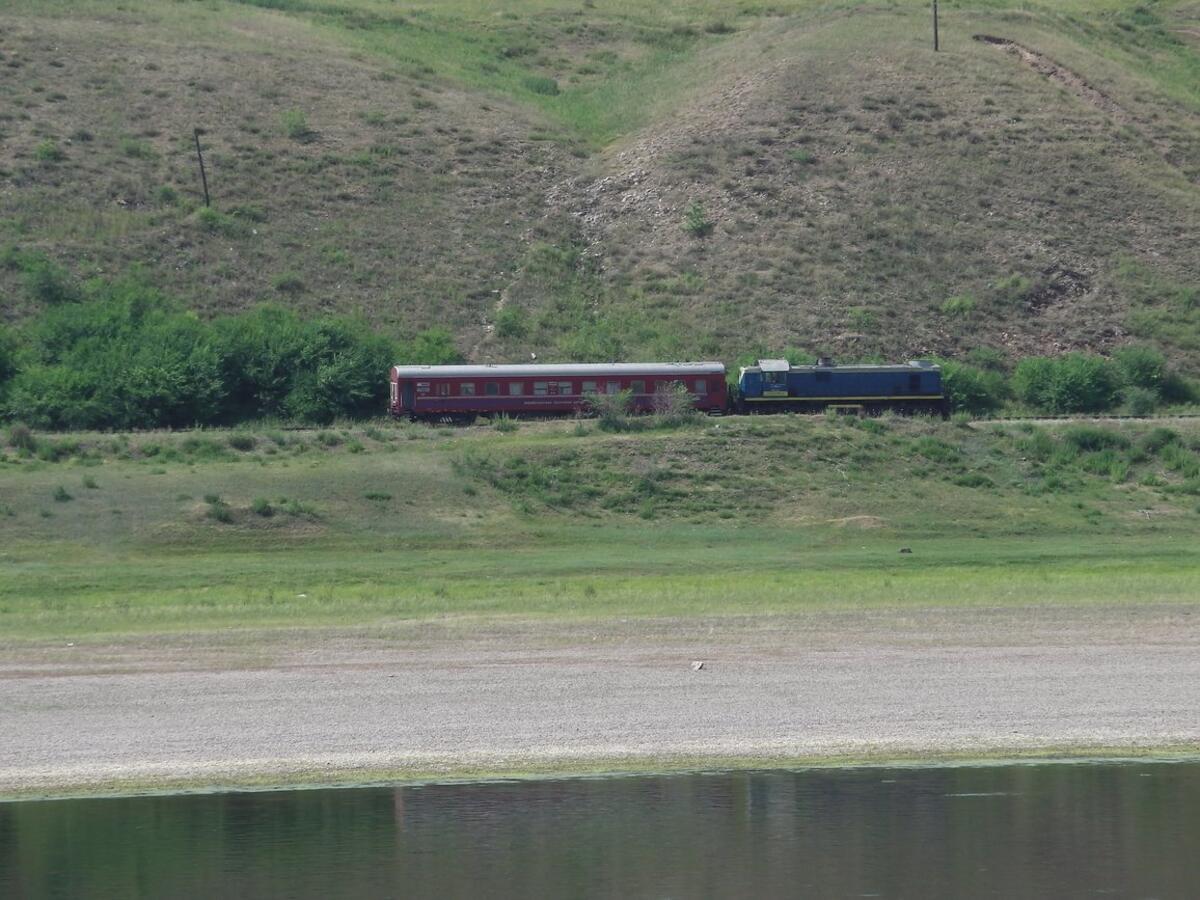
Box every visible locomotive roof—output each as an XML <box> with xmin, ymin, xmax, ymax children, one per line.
<box><xmin>391</xmin><ymin>362</ymin><xmax>727</xmax><ymax>378</ymax></box>
<box><xmin>742</xmin><ymin>360</ymin><xmax>941</xmax><ymax>375</ymax></box>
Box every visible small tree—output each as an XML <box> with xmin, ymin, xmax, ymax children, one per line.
<box><xmin>588</xmin><ymin>389</ymin><xmax>633</xmax><ymax>432</ymax></box>
<box><xmin>682</xmin><ymin>202</ymin><xmax>714</xmax><ymax>238</ymax></box>
<box><xmin>651</xmin><ymin>382</ymin><xmax>700</xmax><ymax>427</ymax></box>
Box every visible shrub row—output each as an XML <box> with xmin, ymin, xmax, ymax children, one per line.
<box><xmin>0</xmin><ymin>276</ymin><xmax>461</xmax><ymax>430</ymax></box>
<box><xmin>939</xmin><ymin>348</ymin><xmax>1194</xmax><ymax>415</ymax></box>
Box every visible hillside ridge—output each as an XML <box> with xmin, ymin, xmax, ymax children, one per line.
<box><xmin>0</xmin><ymin>0</ymin><xmax>1197</xmax><ymax>373</ymax></box>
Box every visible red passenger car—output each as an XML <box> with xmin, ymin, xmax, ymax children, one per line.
<box><xmin>390</xmin><ymin>362</ymin><xmax>728</xmax><ymax>422</ymax></box>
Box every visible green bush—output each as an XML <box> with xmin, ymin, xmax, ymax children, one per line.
<box><xmin>280</xmin><ymin>109</ymin><xmax>312</xmax><ymax>141</ymax></box>
<box><xmin>1061</xmin><ymin>425</ymin><xmax>1129</xmax><ymax>453</ymax></box>
<box><xmin>1113</xmin><ymin>345</ymin><xmax>1166</xmax><ymax>393</ymax></box>
<box><xmin>273</xmin><ymin>273</ymin><xmax>305</xmax><ymax>294</ymax></box>
<box><xmin>194</xmin><ymin>207</ymin><xmax>247</xmax><ymax>238</ymax></box>
<box><xmin>206</xmin><ymin>502</ymin><xmax>233</xmax><ymax>523</ymax></box>
<box><xmin>522</xmin><ymin>76</ymin><xmax>560</xmax><ymax>96</ymax></box>
<box><xmin>119</xmin><ymin>138</ymin><xmax>156</xmax><ymax>159</ymax></box>
<box><xmin>651</xmin><ymin>383</ymin><xmax>701</xmax><ymax>428</ymax></box>
<box><xmin>1012</xmin><ymin>354</ymin><xmax>1120</xmax><ymax>413</ymax></box>
<box><xmin>7</xmin><ymin>422</ymin><xmax>35</xmax><ymax>451</ymax></box>
<box><xmin>23</xmin><ymin>258</ymin><xmax>78</xmax><ymax>305</ymax></box>
<box><xmin>401</xmin><ymin>327</ymin><xmax>463</xmax><ymax>365</ymax></box>
<box><xmin>1161</xmin><ymin>373</ymin><xmax>1200</xmax><ymax>405</ymax></box>
<box><xmin>52</xmin><ymin>485</ymin><xmax>72</xmax><ymax>502</ymax></box>
<box><xmin>589</xmin><ymin>389</ymin><xmax>635</xmax><ymax>432</ymax></box>
<box><xmin>494</xmin><ymin>307</ymin><xmax>528</xmax><ymax>339</ymax></box>
<box><xmin>965</xmin><ymin>347</ymin><xmax>1007</xmax><ymax>371</ymax></box>
<box><xmin>915</xmin><ymin>436</ymin><xmax>959</xmax><ymax>463</ymax></box>
<box><xmin>682</xmin><ymin>202</ymin><xmax>714</xmax><ymax>238</ymax></box>
<box><xmin>0</xmin><ymin>326</ymin><xmax>16</xmax><ymax>390</ymax></box>
<box><xmin>1137</xmin><ymin>427</ymin><xmax>1178</xmax><ymax>456</ymax></box>
<box><xmin>940</xmin><ymin>294</ymin><xmax>976</xmax><ymax>317</ymax></box>
<box><xmin>1123</xmin><ymin>386</ymin><xmax>1158</xmax><ymax>416</ymax></box>
<box><xmin>939</xmin><ymin>361</ymin><xmax>1007</xmax><ymax>414</ymax></box>
<box><xmin>34</xmin><ymin>140</ymin><xmax>65</xmax><ymax>163</ymax></box>
<box><xmin>251</xmin><ymin>497</ymin><xmax>274</xmax><ymax>517</ymax></box>
<box><xmin>228</xmin><ymin>433</ymin><xmax>256</xmax><ymax>451</ymax></box>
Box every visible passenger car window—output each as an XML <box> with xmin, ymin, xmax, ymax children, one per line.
<box><xmin>631</xmin><ymin>380</ymin><xmax>645</xmax><ymax>394</ymax></box>
<box><xmin>437</xmin><ymin>383</ymin><xmax>450</xmax><ymax>396</ymax></box>
<box><xmin>509</xmin><ymin>382</ymin><xmax>523</xmax><ymax>396</ymax></box>
<box><xmin>460</xmin><ymin>383</ymin><xmax>476</xmax><ymax>396</ymax></box>
<box><xmin>534</xmin><ymin>382</ymin><xmax>548</xmax><ymax>396</ymax></box>
<box><xmin>695</xmin><ymin>379</ymin><xmax>706</xmax><ymax>394</ymax></box>
<box><xmin>606</xmin><ymin>381</ymin><xmax>620</xmax><ymax>394</ymax></box>
<box><xmin>582</xmin><ymin>381</ymin><xmax>598</xmax><ymax>394</ymax></box>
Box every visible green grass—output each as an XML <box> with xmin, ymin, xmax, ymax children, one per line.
<box><xmin>1</xmin><ymin>417</ymin><xmax>1198</xmax><ymax>639</ymax></box>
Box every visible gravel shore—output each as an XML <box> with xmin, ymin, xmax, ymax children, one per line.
<box><xmin>3</xmin><ymin>604</ymin><xmax>1198</xmax><ymax>796</ymax></box>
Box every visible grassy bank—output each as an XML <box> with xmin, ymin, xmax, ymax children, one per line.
<box><xmin>8</xmin><ymin>746</ymin><xmax>1200</xmax><ymax>804</ymax></box>
<box><xmin>2</xmin><ymin>415</ymin><xmax>1198</xmax><ymax>640</ymax></box>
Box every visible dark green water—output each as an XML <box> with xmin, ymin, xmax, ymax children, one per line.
<box><xmin>2</xmin><ymin>762</ymin><xmax>1198</xmax><ymax>899</ymax></box>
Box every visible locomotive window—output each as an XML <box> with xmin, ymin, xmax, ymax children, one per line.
<box><xmin>534</xmin><ymin>382</ymin><xmax>548</xmax><ymax>396</ymax></box>
<box><xmin>582</xmin><ymin>381</ymin><xmax>598</xmax><ymax>394</ymax></box>
<box><xmin>695</xmin><ymin>379</ymin><xmax>707</xmax><ymax>394</ymax></box>
<box><xmin>485</xmin><ymin>382</ymin><xmax>499</xmax><ymax>396</ymax></box>
<box><xmin>606</xmin><ymin>381</ymin><xmax>620</xmax><ymax>394</ymax></box>
<box><xmin>460</xmin><ymin>383</ymin><xmax>476</xmax><ymax>396</ymax></box>
<box><xmin>509</xmin><ymin>382</ymin><xmax>524</xmax><ymax>396</ymax></box>
<box><xmin>631</xmin><ymin>380</ymin><xmax>645</xmax><ymax>394</ymax></box>
<box><xmin>909</xmin><ymin>374</ymin><xmax>921</xmax><ymax>393</ymax></box>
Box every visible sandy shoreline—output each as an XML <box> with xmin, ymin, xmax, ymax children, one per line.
<box><xmin>3</xmin><ymin>605</ymin><xmax>1199</xmax><ymax>799</ymax></box>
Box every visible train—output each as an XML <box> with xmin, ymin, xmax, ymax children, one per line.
<box><xmin>389</xmin><ymin>358</ymin><xmax>947</xmax><ymax>422</ymax></box>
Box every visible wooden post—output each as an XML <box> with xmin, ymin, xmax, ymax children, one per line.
<box><xmin>193</xmin><ymin>128</ymin><xmax>211</xmax><ymax>207</ymax></box>
<box><xmin>933</xmin><ymin>0</ymin><xmax>940</xmax><ymax>52</ymax></box>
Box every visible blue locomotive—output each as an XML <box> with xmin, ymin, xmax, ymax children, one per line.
<box><xmin>735</xmin><ymin>358</ymin><xmax>947</xmax><ymax>415</ymax></box>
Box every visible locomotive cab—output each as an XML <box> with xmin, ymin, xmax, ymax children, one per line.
<box><xmin>759</xmin><ymin>359</ymin><xmax>790</xmax><ymax>398</ymax></box>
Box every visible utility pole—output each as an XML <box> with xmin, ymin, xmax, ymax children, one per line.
<box><xmin>193</xmin><ymin>128</ymin><xmax>211</xmax><ymax>207</ymax></box>
<box><xmin>933</xmin><ymin>0</ymin><xmax>940</xmax><ymax>52</ymax></box>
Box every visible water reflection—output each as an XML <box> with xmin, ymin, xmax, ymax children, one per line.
<box><xmin>2</xmin><ymin>762</ymin><xmax>1197</xmax><ymax>898</ymax></box>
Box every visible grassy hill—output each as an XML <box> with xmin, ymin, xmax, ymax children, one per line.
<box><xmin>1</xmin><ymin>0</ymin><xmax>1198</xmax><ymax>369</ymax></box>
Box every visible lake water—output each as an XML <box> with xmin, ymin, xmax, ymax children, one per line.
<box><xmin>2</xmin><ymin>761</ymin><xmax>1197</xmax><ymax>898</ymax></box>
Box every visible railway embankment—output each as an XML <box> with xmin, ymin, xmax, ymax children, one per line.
<box><xmin>3</xmin><ymin>415</ymin><xmax>1199</xmax><ymax>796</ymax></box>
